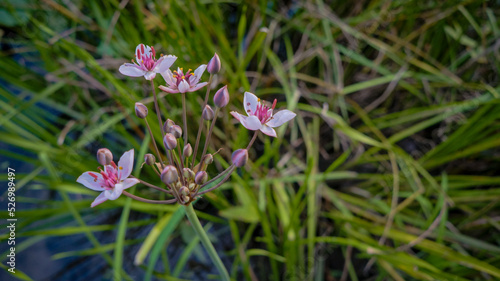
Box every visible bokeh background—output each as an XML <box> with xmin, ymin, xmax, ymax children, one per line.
<box><xmin>1</xmin><ymin>0</ymin><xmax>500</xmax><ymax>280</ymax></box>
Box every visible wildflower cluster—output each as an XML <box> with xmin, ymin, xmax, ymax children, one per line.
<box><xmin>77</xmin><ymin>44</ymin><xmax>296</xmax><ymax>207</ymax></box>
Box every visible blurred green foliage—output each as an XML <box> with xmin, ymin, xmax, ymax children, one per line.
<box><xmin>1</xmin><ymin>0</ymin><xmax>500</xmax><ymax>280</ymax></box>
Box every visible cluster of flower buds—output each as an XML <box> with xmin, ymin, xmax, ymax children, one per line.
<box><xmin>78</xmin><ymin>44</ymin><xmax>295</xmax><ymax>207</ymax></box>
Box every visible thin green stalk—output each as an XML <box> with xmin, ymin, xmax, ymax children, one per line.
<box><xmin>144</xmin><ymin>118</ymin><xmax>164</xmax><ymax>169</ymax></box>
<box><xmin>184</xmin><ymin>203</ymin><xmax>230</xmax><ymax>281</ymax></box>
<box><xmin>199</xmin><ymin>107</ymin><xmax>220</xmax><ymax>165</ymax></box>
<box><xmin>192</xmin><ymin>74</ymin><xmax>213</xmax><ymax>168</ymax></box>
<box><xmin>150</xmin><ymin>79</ymin><xmax>165</xmax><ymax>136</ymax></box>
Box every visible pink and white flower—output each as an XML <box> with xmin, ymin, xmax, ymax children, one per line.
<box><xmin>231</xmin><ymin>92</ymin><xmax>296</xmax><ymax>137</ymax></box>
<box><xmin>77</xmin><ymin>149</ymin><xmax>139</xmax><ymax>207</ymax></box>
<box><xmin>119</xmin><ymin>44</ymin><xmax>177</xmax><ymax>80</ymax></box>
<box><xmin>159</xmin><ymin>65</ymin><xmax>208</xmax><ymax>94</ymax></box>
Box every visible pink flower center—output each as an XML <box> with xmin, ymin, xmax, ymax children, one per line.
<box><xmin>91</xmin><ymin>161</ymin><xmax>121</xmax><ymax>190</ymax></box>
<box><xmin>252</xmin><ymin>99</ymin><xmax>277</xmax><ymax>123</ymax></box>
<box><xmin>172</xmin><ymin>68</ymin><xmax>193</xmax><ymax>86</ymax></box>
<box><xmin>135</xmin><ymin>44</ymin><xmax>158</xmax><ymax>71</ymax></box>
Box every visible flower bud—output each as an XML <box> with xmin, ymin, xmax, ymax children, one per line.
<box><xmin>213</xmin><ymin>85</ymin><xmax>229</xmax><ymax>108</ymax></box>
<box><xmin>202</xmin><ymin>105</ymin><xmax>214</xmax><ymax>121</ymax></box>
<box><xmin>203</xmin><ymin>154</ymin><xmax>213</xmax><ymax>165</ymax></box>
<box><xmin>195</xmin><ymin>171</ymin><xmax>208</xmax><ymax>185</ymax></box>
<box><xmin>163</xmin><ymin>133</ymin><xmax>177</xmax><ymax>150</ymax></box>
<box><xmin>183</xmin><ymin>168</ymin><xmax>195</xmax><ymax>180</ymax></box>
<box><xmin>183</xmin><ymin>144</ymin><xmax>193</xmax><ymax>158</ymax></box>
<box><xmin>135</xmin><ymin>103</ymin><xmax>148</xmax><ymax>119</ymax></box>
<box><xmin>144</xmin><ymin>153</ymin><xmax>156</xmax><ymax>165</ymax></box>
<box><xmin>207</xmin><ymin>53</ymin><xmax>221</xmax><ymax>74</ymax></box>
<box><xmin>97</xmin><ymin>148</ymin><xmax>113</xmax><ymax>166</ymax></box>
<box><xmin>161</xmin><ymin>165</ymin><xmax>178</xmax><ymax>185</ymax></box>
<box><xmin>231</xmin><ymin>149</ymin><xmax>248</xmax><ymax>167</ymax></box>
<box><xmin>179</xmin><ymin>185</ymin><xmax>190</xmax><ymax>196</ymax></box>
<box><xmin>169</xmin><ymin>125</ymin><xmax>182</xmax><ymax>139</ymax></box>
<box><xmin>163</xmin><ymin>119</ymin><xmax>175</xmax><ymax>133</ymax></box>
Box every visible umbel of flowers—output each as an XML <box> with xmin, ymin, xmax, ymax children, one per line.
<box><xmin>76</xmin><ymin>43</ymin><xmax>295</xmax><ymax>280</ymax></box>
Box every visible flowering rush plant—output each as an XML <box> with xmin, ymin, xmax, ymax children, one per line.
<box><xmin>77</xmin><ymin>43</ymin><xmax>295</xmax><ymax>280</ymax></box>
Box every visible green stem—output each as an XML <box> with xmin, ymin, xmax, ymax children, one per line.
<box><xmin>184</xmin><ymin>204</ymin><xmax>230</xmax><ymax>281</ymax></box>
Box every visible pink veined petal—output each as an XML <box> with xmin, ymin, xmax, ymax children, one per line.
<box><xmin>156</xmin><ymin>55</ymin><xmax>177</xmax><ymax>73</ymax></box>
<box><xmin>266</xmin><ymin>110</ymin><xmax>296</xmax><ymax>128</ymax></box>
<box><xmin>260</xmin><ymin>125</ymin><xmax>277</xmax><ymax>137</ymax></box>
<box><xmin>135</xmin><ymin>44</ymin><xmax>145</xmax><ymax>59</ymax></box>
<box><xmin>240</xmin><ymin>115</ymin><xmax>262</xmax><ymax>130</ymax></box>
<box><xmin>178</xmin><ymin>80</ymin><xmax>190</xmax><ymax>93</ymax></box>
<box><xmin>161</xmin><ymin>69</ymin><xmax>175</xmax><ymax>86</ymax></box>
<box><xmin>144</xmin><ymin>45</ymin><xmax>152</xmax><ymax>55</ymax></box>
<box><xmin>104</xmin><ymin>187</ymin><xmax>122</xmax><ymax>200</ymax></box>
<box><xmin>144</xmin><ymin>71</ymin><xmax>156</xmax><ymax>80</ymax></box>
<box><xmin>121</xmin><ymin>178</ymin><xmax>140</xmax><ymax>190</ymax></box>
<box><xmin>91</xmin><ymin>192</ymin><xmax>108</xmax><ymax>208</ymax></box>
<box><xmin>230</xmin><ymin>111</ymin><xmax>242</xmax><ymax>121</ymax></box>
<box><xmin>159</xmin><ymin>85</ymin><xmax>179</xmax><ymax>94</ymax></box>
<box><xmin>191</xmin><ymin>64</ymin><xmax>207</xmax><ymax>84</ymax></box>
<box><xmin>188</xmin><ymin>82</ymin><xmax>208</xmax><ymax>92</ymax></box>
<box><xmin>77</xmin><ymin>172</ymin><xmax>105</xmax><ymax>191</ymax></box>
<box><xmin>119</xmin><ymin>64</ymin><xmax>146</xmax><ymax>77</ymax></box>
<box><xmin>118</xmin><ymin>149</ymin><xmax>135</xmax><ymax>180</ymax></box>
<box><xmin>243</xmin><ymin>92</ymin><xmax>259</xmax><ymax>116</ymax></box>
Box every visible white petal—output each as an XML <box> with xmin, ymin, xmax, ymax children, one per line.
<box><xmin>121</xmin><ymin>178</ymin><xmax>140</xmax><ymax>190</ymax></box>
<box><xmin>178</xmin><ymin>80</ymin><xmax>190</xmax><ymax>93</ymax></box>
<box><xmin>77</xmin><ymin>172</ymin><xmax>105</xmax><ymax>191</ymax></box>
<box><xmin>135</xmin><ymin>44</ymin><xmax>145</xmax><ymax>59</ymax></box>
<box><xmin>104</xmin><ymin>186</ymin><xmax>122</xmax><ymax>200</ymax></box>
<box><xmin>119</xmin><ymin>64</ymin><xmax>145</xmax><ymax>77</ymax></box>
<box><xmin>144</xmin><ymin>45</ymin><xmax>152</xmax><ymax>55</ymax></box>
<box><xmin>231</xmin><ymin>111</ymin><xmax>243</xmax><ymax>121</ymax></box>
<box><xmin>244</xmin><ymin>92</ymin><xmax>258</xmax><ymax>116</ymax></box>
<box><xmin>91</xmin><ymin>192</ymin><xmax>108</xmax><ymax>207</ymax></box>
<box><xmin>266</xmin><ymin>110</ymin><xmax>296</xmax><ymax>127</ymax></box>
<box><xmin>118</xmin><ymin>149</ymin><xmax>134</xmax><ymax>180</ymax></box>
<box><xmin>159</xmin><ymin>85</ymin><xmax>179</xmax><ymax>94</ymax></box>
<box><xmin>156</xmin><ymin>55</ymin><xmax>177</xmax><ymax>73</ymax></box>
<box><xmin>144</xmin><ymin>71</ymin><xmax>156</xmax><ymax>80</ymax></box>
<box><xmin>191</xmin><ymin>64</ymin><xmax>207</xmax><ymax>84</ymax></box>
<box><xmin>240</xmin><ymin>115</ymin><xmax>262</xmax><ymax>130</ymax></box>
<box><xmin>161</xmin><ymin>69</ymin><xmax>175</xmax><ymax>86</ymax></box>
<box><xmin>188</xmin><ymin>82</ymin><xmax>208</xmax><ymax>92</ymax></box>
<box><xmin>260</xmin><ymin>125</ymin><xmax>277</xmax><ymax>137</ymax></box>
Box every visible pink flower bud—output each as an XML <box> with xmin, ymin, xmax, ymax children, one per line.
<box><xmin>202</xmin><ymin>105</ymin><xmax>214</xmax><ymax>120</ymax></box>
<box><xmin>203</xmin><ymin>154</ymin><xmax>213</xmax><ymax>165</ymax></box>
<box><xmin>161</xmin><ymin>165</ymin><xmax>178</xmax><ymax>184</ymax></box>
<box><xmin>207</xmin><ymin>53</ymin><xmax>221</xmax><ymax>74</ymax></box>
<box><xmin>183</xmin><ymin>168</ymin><xmax>195</xmax><ymax>180</ymax></box>
<box><xmin>231</xmin><ymin>149</ymin><xmax>248</xmax><ymax>167</ymax></box>
<box><xmin>97</xmin><ymin>148</ymin><xmax>113</xmax><ymax>166</ymax></box>
<box><xmin>135</xmin><ymin>103</ymin><xmax>148</xmax><ymax>119</ymax></box>
<box><xmin>213</xmin><ymin>85</ymin><xmax>229</xmax><ymax>108</ymax></box>
<box><xmin>144</xmin><ymin>153</ymin><xmax>155</xmax><ymax>165</ymax></box>
<box><xmin>183</xmin><ymin>144</ymin><xmax>193</xmax><ymax>158</ymax></box>
<box><xmin>195</xmin><ymin>171</ymin><xmax>208</xmax><ymax>185</ymax></box>
<box><xmin>163</xmin><ymin>133</ymin><xmax>177</xmax><ymax>150</ymax></box>
<box><xmin>163</xmin><ymin>119</ymin><xmax>175</xmax><ymax>133</ymax></box>
<box><xmin>169</xmin><ymin>125</ymin><xmax>182</xmax><ymax>139</ymax></box>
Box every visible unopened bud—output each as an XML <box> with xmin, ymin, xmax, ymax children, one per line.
<box><xmin>213</xmin><ymin>85</ymin><xmax>229</xmax><ymax>108</ymax></box>
<box><xmin>231</xmin><ymin>149</ymin><xmax>248</xmax><ymax>167</ymax></box>
<box><xmin>97</xmin><ymin>148</ymin><xmax>113</xmax><ymax>166</ymax></box>
<box><xmin>183</xmin><ymin>168</ymin><xmax>195</xmax><ymax>180</ymax></box>
<box><xmin>169</xmin><ymin>125</ymin><xmax>182</xmax><ymax>139</ymax></box>
<box><xmin>207</xmin><ymin>53</ymin><xmax>221</xmax><ymax>74</ymax></box>
<box><xmin>179</xmin><ymin>186</ymin><xmax>190</xmax><ymax>196</ymax></box>
<box><xmin>203</xmin><ymin>154</ymin><xmax>213</xmax><ymax>165</ymax></box>
<box><xmin>144</xmin><ymin>153</ymin><xmax>156</xmax><ymax>165</ymax></box>
<box><xmin>161</xmin><ymin>165</ymin><xmax>178</xmax><ymax>184</ymax></box>
<box><xmin>183</xmin><ymin>144</ymin><xmax>193</xmax><ymax>158</ymax></box>
<box><xmin>163</xmin><ymin>119</ymin><xmax>175</xmax><ymax>133</ymax></box>
<box><xmin>195</xmin><ymin>171</ymin><xmax>208</xmax><ymax>185</ymax></box>
<box><xmin>163</xmin><ymin>133</ymin><xmax>177</xmax><ymax>150</ymax></box>
<box><xmin>202</xmin><ymin>105</ymin><xmax>214</xmax><ymax>120</ymax></box>
<box><xmin>135</xmin><ymin>103</ymin><xmax>148</xmax><ymax>119</ymax></box>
